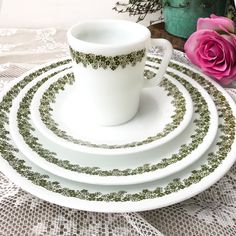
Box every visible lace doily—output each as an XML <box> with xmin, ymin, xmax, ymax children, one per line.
<box><xmin>0</xmin><ymin>28</ymin><xmax>235</xmax><ymax>236</ymax></box>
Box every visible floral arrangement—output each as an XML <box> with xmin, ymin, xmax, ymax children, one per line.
<box><xmin>184</xmin><ymin>15</ymin><xmax>236</xmax><ymax>85</ymax></box>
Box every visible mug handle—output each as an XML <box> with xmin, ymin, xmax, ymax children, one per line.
<box><xmin>143</xmin><ymin>38</ymin><xmax>173</xmax><ymax>88</ymax></box>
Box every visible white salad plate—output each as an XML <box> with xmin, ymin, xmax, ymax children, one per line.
<box><xmin>0</xmin><ymin>55</ymin><xmax>236</xmax><ymax>212</ymax></box>
<box><xmin>30</xmin><ymin>67</ymin><xmax>193</xmax><ymax>156</ymax></box>
<box><xmin>8</xmin><ymin>56</ymin><xmax>218</xmax><ymax>186</ymax></box>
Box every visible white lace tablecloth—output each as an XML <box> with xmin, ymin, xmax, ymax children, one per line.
<box><xmin>0</xmin><ymin>28</ymin><xmax>236</xmax><ymax>236</ymax></box>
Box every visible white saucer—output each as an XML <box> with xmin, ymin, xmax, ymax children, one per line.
<box><xmin>30</xmin><ymin>67</ymin><xmax>193</xmax><ymax>155</ymax></box>
<box><xmin>9</xmin><ymin>58</ymin><xmax>218</xmax><ymax>185</ymax></box>
<box><xmin>1</xmin><ymin>55</ymin><xmax>235</xmax><ymax>212</ymax></box>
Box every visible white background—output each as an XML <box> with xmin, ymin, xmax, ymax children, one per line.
<box><xmin>0</xmin><ymin>0</ymin><xmax>160</xmax><ymax>28</ymax></box>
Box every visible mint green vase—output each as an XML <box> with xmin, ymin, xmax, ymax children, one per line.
<box><xmin>163</xmin><ymin>0</ymin><xmax>228</xmax><ymax>39</ymax></box>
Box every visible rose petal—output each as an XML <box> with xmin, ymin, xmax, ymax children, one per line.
<box><xmin>221</xmin><ymin>33</ymin><xmax>236</xmax><ymax>46</ymax></box>
<box><xmin>221</xmin><ymin>35</ymin><xmax>236</xmax><ymax>62</ymax></box>
<box><xmin>212</xmin><ymin>61</ymin><xmax>228</xmax><ymax>72</ymax></box>
<box><xmin>197</xmin><ymin>14</ymin><xmax>235</xmax><ymax>34</ymax></box>
<box><xmin>219</xmin><ymin>67</ymin><xmax>236</xmax><ymax>85</ymax></box>
<box><xmin>208</xmin><ymin>43</ymin><xmax>223</xmax><ymax>60</ymax></box>
<box><xmin>184</xmin><ymin>31</ymin><xmax>203</xmax><ymax>65</ymax></box>
<box><xmin>201</xmin><ymin>42</ymin><xmax>218</xmax><ymax>60</ymax></box>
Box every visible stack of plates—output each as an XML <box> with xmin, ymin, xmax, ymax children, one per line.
<box><xmin>1</xmin><ymin>54</ymin><xmax>236</xmax><ymax>213</ymax></box>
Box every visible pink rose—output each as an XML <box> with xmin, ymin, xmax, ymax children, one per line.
<box><xmin>184</xmin><ymin>15</ymin><xmax>236</xmax><ymax>85</ymax></box>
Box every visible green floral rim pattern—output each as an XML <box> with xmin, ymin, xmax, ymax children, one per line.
<box><xmin>38</xmin><ymin>71</ymin><xmax>186</xmax><ymax>149</ymax></box>
<box><xmin>0</xmin><ymin>58</ymin><xmax>234</xmax><ymax>202</ymax></box>
<box><xmin>16</xmin><ymin>59</ymin><xmax>210</xmax><ymax>177</ymax></box>
<box><xmin>69</xmin><ymin>46</ymin><xmax>146</xmax><ymax>70</ymax></box>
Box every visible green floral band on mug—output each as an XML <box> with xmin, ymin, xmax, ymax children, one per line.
<box><xmin>69</xmin><ymin>46</ymin><xmax>146</xmax><ymax>70</ymax></box>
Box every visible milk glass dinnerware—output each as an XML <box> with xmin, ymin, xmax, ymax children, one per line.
<box><xmin>0</xmin><ymin>56</ymin><xmax>235</xmax><ymax>212</ymax></box>
<box><xmin>0</xmin><ymin>19</ymin><xmax>235</xmax><ymax>212</ymax></box>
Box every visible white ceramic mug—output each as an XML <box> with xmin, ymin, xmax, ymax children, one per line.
<box><xmin>67</xmin><ymin>19</ymin><xmax>173</xmax><ymax>126</ymax></box>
